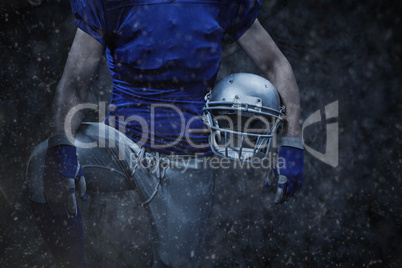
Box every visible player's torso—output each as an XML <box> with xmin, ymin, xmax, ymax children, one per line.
<box><xmin>104</xmin><ymin>0</ymin><xmax>234</xmax><ymax>89</ymax></box>
<box><xmin>98</xmin><ymin>0</ymin><xmax>237</xmax><ymax>154</ymax></box>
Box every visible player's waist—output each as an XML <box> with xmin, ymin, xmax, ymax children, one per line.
<box><xmin>104</xmin><ymin>113</ymin><xmax>210</xmax><ymax>155</ymax></box>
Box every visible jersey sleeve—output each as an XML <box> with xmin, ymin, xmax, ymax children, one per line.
<box><xmin>70</xmin><ymin>0</ymin><xmax>109</xmax><ymax>46</ymax></box>
<box><xmin>227</xmin><ymin>0</ymin><xmax>261</xmax><ymax>40</ymax></box>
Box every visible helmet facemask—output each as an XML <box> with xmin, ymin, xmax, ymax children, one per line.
<box><xmin>205</xmin><ymin>109</ymin><xmax>283</xmax><ymax>161</ymax></box>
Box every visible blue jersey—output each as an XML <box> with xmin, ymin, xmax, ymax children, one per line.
<box><xmin>70</xmin><ymin>0</ymin><xmax>260</xmax><ymax>155</ymax></box>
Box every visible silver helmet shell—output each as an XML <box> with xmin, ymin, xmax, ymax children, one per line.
<box><xmin>203</xmin><ymin>73</ymin><xmax>285</xmax><ymax>161</ymax></box>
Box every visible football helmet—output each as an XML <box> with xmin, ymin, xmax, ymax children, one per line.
<box><xmin>203</xmin><ymin>73</ymin><xmax>285</xmax><ymax>161</ymax></box>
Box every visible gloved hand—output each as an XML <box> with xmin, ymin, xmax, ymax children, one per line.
<box><xmin>265</xmin><ymin>137</ymin><xmax>304</xmax><ymax>204</ymax></box>
<box><xmin>44</xmin><ymin>135</ymin><xmax>87</xmax><ymax>217</ymax></box>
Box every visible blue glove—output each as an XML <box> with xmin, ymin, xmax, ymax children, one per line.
<box><xmin>44</xmin><ymin>135</ymin><xmax>87</xmax><ymax>217</ymax></box>
<box><xmin>265</xmin><ymin>137</ymin><xmax>304</xmax><ymax>204</ymax></box>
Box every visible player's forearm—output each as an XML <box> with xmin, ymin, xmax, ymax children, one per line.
<box><xmin>49</xmin><ymin>29</ymin><xmax>104</xmax><ymax>138</ymax></box>
<box><xmin>264</xmin><ymin>58</ymin><xmax>301</xmax><ymax>137</ymax></box>
<box><xmin>50</xmin><ymin>78</ymin><xmax>89</xmax><ymax>137</ymax></box>
<box><xmin>236</xmin><ymin>20</ymin><xmax>302</xmax><ymax>137</ymax></box>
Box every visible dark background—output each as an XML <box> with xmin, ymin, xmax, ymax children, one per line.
<box><xmin>1</xmin><ymin>0</ymin><xmax>402</xmax><ymax>267</ymax></box>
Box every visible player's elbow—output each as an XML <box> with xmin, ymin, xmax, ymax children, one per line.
<box><xmin>54</xmin><ymin>81</ymin><xmax>78</xmax><ymax>104</ymax></box>
<box><xmin>264</xmin><ymin>54</ymin><xmax>294</xmax><ymax>83</ymax></box>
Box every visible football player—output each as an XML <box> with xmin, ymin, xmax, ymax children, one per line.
<box><xmin>27</xmin><ymin>0</ymin><xmax>304</xmax><ymax>267</ymax></box>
